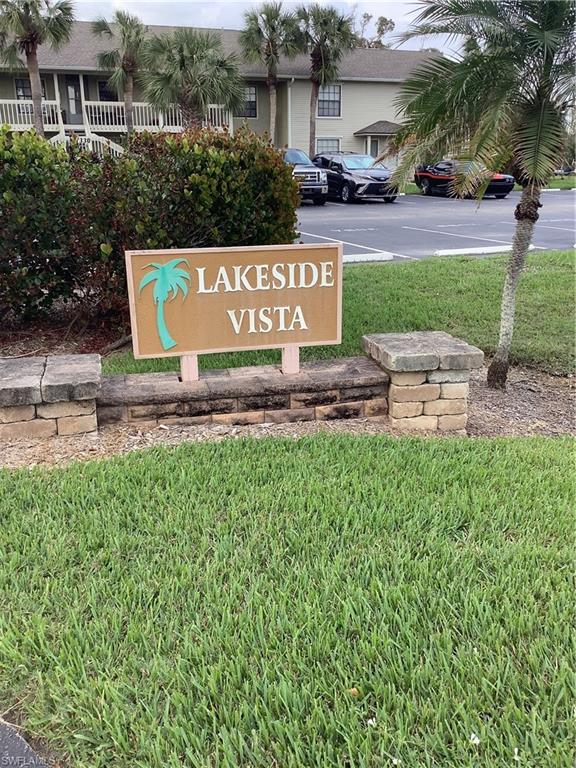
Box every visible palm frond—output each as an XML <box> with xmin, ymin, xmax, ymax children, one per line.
<box><xmin>393</xmin><ymin>0</ymin><xmax>575</xmax><ymax>189</ymax></box>
<box><xmin>43</xmin><ymin>0</ymin><xmax>75</xmax><ymax>49</ymax></box>
<box><xmin>96</xmin><ymin>48</ymin><xmax>121</xmax><ymax>71</ymax></box>
<box><xmin>297</xmin><ymin>3</ymin><xmax>356</xmax><ymax>84</ymax></box>
<box><xmin>514</xmin><ymin>100</ymin><xmax>567</xmax><ymax>185</ymax></box>
<box><xmin>0</xmin><ymin>37</ymin><xmax>24</xmax><ymax>69</ymax></box>
<box><xmin>91</xmin><ymin>17</ymin><xmax>113</xmax><ymax>38</ymax></box>
<box><xmin>142</xmin><ymin>29</ymin><xmax>244</xmax><ymax>115</ymax></box>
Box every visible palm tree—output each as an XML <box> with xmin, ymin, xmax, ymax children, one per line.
<box><xmin>0</xmin><ymin>0</ymin><xmax>74</xmax><ymax>136</ymax></box>
<box><xmin>240</xmin><ymin>1</ymin><xmax>299</xmax><ymax>144</ymax></box>
<box><xmin>139</xmin><ymin>259</ymin><xmax>191</xmax><ymax>351</ymax></box>
<box><xmin>392</xmin><ymin>0</ymin><xmax>575</xmax><ymax>388</ymax></box>
<box><xmin>296</xmin><ymin>5</ymin><xmax>356</xmax><ymax>157</ymax></box>
<box><xmin>91</xmin><ymin>10</ymin><xmax>147</xmax><ymax>135</ymax></box>
<box><xmin>142</xmin><ymin>29</ymin><xmax>244</xmax><ymax>130</ymax></box>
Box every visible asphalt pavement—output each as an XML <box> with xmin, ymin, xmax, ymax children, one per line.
<box><xmin>297</xmin><ymin>190</ymin><xmax>575</xmax><ymax>262</ymax></box>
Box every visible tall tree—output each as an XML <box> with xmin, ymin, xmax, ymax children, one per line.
<box><xmin>0</xmin><ymin>0</ymin><xmax>74</xmax><ymax>136</ymax></box>
<box><xmin>91</xmin><ymin>10</ymin><xmax>147</xmax><ymax>135</ymax></box>
<box><xmin>142</xmin><ymin>29</ymin><xmax>244</xmax><ymax>130</ymax></box>
<box><xmin>354</xmin><ymin>11</ymin><xmax>395</xmax><ymax>48</ymax></box>
<box><xmin>240</xmin><ymin>1</ymin><xmax>299</xmax><ymax>144</ymax></box>
<box><xmin>392</xmin><ymin>0</ymin><xmax>575</xmax><ymax>388</ymax></box>
<box><xmin>297</xmin><ymin>5</ymin><xmax>356</xmax><ymax>157</ymax></box>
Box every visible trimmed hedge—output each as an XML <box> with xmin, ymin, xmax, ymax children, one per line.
<box><xmin>0</xmin><ymin>130</ymin><xmax>75</xmax><ymax>319</ymax></box>
<box><xmin>0</xmin><ymin>126</ymin><xmax>299</xmax><ymax>322</ymax></box>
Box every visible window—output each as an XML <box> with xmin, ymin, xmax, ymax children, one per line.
<box><xmin>284</xmin><ymin>148</ymin><xmax>312</xmax><ymax>165</ymax></box>
<box><xmin>316</xmin><ymin>138</ymin><xmax>341</xmax><ymax>154</ymax></box>
<box><xmin>98</xmin><ymin>80</ymin><xmax>118</xmax><ymax>102</ymax></box>
<box><xmin>435</xmin><ymin>161</ymin><xmax>455</xmax><ymax>174</ymax></box>
<box><xmin>15</xmin><ymin>77</ymin><xmax>46</xmax><ymax>100</ymax></box>
<box><xmin>234</xmin><ymin>86</ymin><xmax>257</xmax><ymax>118</ymax></box>
<box><xmin>369</xmin><ymin>138</ymin><xmax>379</xmax><ymax>158</ymax></box>
<box><xmin>317</xmin><ymin>85</ymin><xmax>341</xmax><ymax>117</ymax></box>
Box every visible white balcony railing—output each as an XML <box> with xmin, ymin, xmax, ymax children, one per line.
<box><xmin>84</xmin><ymin>101</ymin><xmax>232</xmax><ymax>133</ymax></box>
<box><xmin>49</xmin><ymin>132</ymin><xmax>125</xmax><ymax>158</ymax></box>
<box><xmin>0</xmin><ymin>99</ymin><xmax>61</xmax><ymax>131</ymax></box>
<box><xmin>0</xmin><ymin>98</ymin><xmax>232</xmax><ymax>135</ymax></box>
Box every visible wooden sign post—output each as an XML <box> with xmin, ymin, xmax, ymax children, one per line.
<box><xmin>125</xmin><ymin>243</ymin><xmax>342</xmax><ymax>378</ymax></box>
<box><xmin>180</xmin><ymin>354</ymin><xmax>199</xmax><ymax>382</ymax></box>
<box><xmin>282</xmin><ymin>345</ymin><xmax>300</xmax><ymax>375</ymax></box>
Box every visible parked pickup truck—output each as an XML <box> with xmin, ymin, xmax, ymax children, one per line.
<box><xmin>282</xmin><ymin>148</ymin><xmax>328</xmax><ymax>206</ymax></box>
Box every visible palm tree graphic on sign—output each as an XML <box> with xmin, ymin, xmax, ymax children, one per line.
<box><xmin>139</xmin><ymin>259</ymin><xmax>191</xmax><ymax>350</ymax></box>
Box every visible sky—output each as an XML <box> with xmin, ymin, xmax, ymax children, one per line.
<box><xmin>73</xmin><ymin>0</ymin><xmax>454</xmax><ymax>53</ymax></box>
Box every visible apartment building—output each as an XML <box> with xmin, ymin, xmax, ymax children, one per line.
<box><xmin>0</xmin><ymin>21</ymin><xmax>430</xmax><ymax>158</ymax></box>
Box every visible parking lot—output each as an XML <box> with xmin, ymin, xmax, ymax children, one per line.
<box><xmin>297</xmin><ymin>190</ymin><xmax>575</xmax><ymax>262</ymax></box>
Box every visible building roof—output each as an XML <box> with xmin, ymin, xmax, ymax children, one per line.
<box><xmin>354</xmin><ymin>120</ymin><xmax>403</xmax><ymax>136</ymax></box>
<box><xmin>27</xmin><ymin>21</ymin><xmax>432</xmax><ymax>81</ymax></box>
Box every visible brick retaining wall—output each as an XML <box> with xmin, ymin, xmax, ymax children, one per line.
<box><xmin>0</xmin><ymin>355</ymin><xmax>101</xmax><ymax>439</ymax></box>
<box><xmin>0</xmin><ymin>332</ymin><xmax>484</xmax><ymax>440</ymax></box>
<box><xmin>363</xmin><ymin>331</ymin><xmax>483</xmax><ymax>432</ymax></box>
<box><xmin>97</xmin><ymin>357</ymin><xmax>390</xmax><ymax>427</ymax></box>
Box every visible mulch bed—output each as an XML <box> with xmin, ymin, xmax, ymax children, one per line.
<box><xmin>0</xmin><ymin>365</ymin><xmax>572</xmax><ymax>470</ymax></box>
<box><xmin>0</xmin><ymin>315</ymin><xmax>120</xmax><ymax>359</ymax></box>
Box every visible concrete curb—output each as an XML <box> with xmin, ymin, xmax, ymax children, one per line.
<box><xmin>0</xmin><ymin>721</ymin><xmax>48</xmax><ymax>767</ymax></box>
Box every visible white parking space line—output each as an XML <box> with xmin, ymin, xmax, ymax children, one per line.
<box><xmin>402</xmin><ymin>225</ymin><xmax>515</xmax><ymax>246</ymax></box>
<box><xmin>434</xmin><ymin>245</ymin><xmax>537</xmax><ymax>256</ymax></box>
<box><xmin>299</xmin><ymin>230</ymin><xmax>412</xmax><ymax>260</ymax></box>
<box><xmin>344</xmin><ymin>252</ymin><xmax>394</xmax><ymax>262</ymax></box>
<box><xmin>330</xmin><ymin>227</ymin><xmax>377</xmax><ymax>233</ymax></box>
<box><xmin>436</xmin><ymin>223</ymin><xmax>478</xmax><ymax>228</ymax></box>
<box><xmin>536</xmin><ymin>224</ymin><xmax>576</xmax><ymax>232</ymax></box>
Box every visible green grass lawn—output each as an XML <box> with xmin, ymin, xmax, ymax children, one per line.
<box><xmin>0</xmin><ymin>435</ymin><xmax>573</xmax><ymax>767</ymax></box>
<box><xmin>513</xmin><ymin>176</ymin><xmax>576</xmax><ymax>191</ymax></box>
<box><xmin>105</xmin><ymin>250</ymin><xmax>574</xmax><ymax>376</ymax></box>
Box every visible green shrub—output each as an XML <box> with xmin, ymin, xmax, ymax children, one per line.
<box><xmin>0</xmin><ymin>127</ymin><xmax>74</xmax><ymax>320</ymax></box>
<box><xmin>67</xmin><ymin>148</ymin><xmax>137</xmax><ymax>320</ymax></box>
<box><xmin>1</xmin><ymin>127</ymin><xmax>299</xmax><ymax>323</ymax></box>
<box><xmin>126</xmin><ymin>129</ymin><xmax>299</xmax><ymax>250</ymax></box>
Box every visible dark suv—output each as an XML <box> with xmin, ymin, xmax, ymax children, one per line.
<box><xmin>282</xmin><ymin>148</ymin><xmax>328</xmax><ymax>205</ymax></box>
<box><xmin>312</xmin><ymin>152</ymin><xmax>397</xmax><ymax>203</ymax></box>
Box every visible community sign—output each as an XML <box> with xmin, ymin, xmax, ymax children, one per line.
<box><xmin>125</xmin><ymin>243</ymin><xmax>343</xmax><ymax>359</ymax></box>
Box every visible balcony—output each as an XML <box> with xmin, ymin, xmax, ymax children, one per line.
<box><xmin>0</xmin><ymin>99</ymin><xmax>232</xmax><ymax>134</ymax></box>
<box><xmin>0</xmin><ymin>99</ymin><xmax>61</xmax><ymax>131</ymax></box>
<box><xmin>84</xmin><ymin>102</ymin><xmax>232</xmax><ymax>132</ymax></box>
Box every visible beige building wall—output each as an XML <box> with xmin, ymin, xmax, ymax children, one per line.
<box><xmin>289</xmin><ymin>78</ymin><xmax>402</xmax><ymax>155</ymax></box>
<box><xmin>0</xmin><ymin>72</ymin><xmax>56</xmax><ymax>100</ymax></box>
<box><xmin>275</xmin><ymin>81</ymin><xmax>289</xmax><ymax>147</ymax></box>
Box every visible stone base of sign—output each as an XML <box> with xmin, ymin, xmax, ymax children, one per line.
<box><xmin>1</xmin><ymin>332</ymin><xmax>484</xmax><ymax>441</ymax></box>
<box><xmin>96</xmin><ymin>357</ymin><xmax>390</xmax><ymax>427</ymax></box>
<box><xmin>363</xmin><ymin>331</ymin><xmax>483</xmax><ymax>432</ymax></box>
<box><xmin>0</xmin><ymin>355</ymin><xmax>101</xmax><ymax>440</ymax></box>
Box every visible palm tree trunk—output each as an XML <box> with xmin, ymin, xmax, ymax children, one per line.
<box><xmin>157</xmin><ymin>300</ymin><xmax>176</xmax><ymax>350</ymax></box>
<box><xmin>26</xmin><ymin>47</ymin><xmax>44</xmax><ymax>137</ymax></box>
<box><xmin>487</xmin><ymin>184</ymin><xmax>542</xmax><ymax>388</ymax></box>
<box><xmin>308</xmin><ymin>79</ymin><xmax>319</xmax><ymax>158</ymax></box>
<box><xmin>124</xmin><ymin>74</ymin><xmax>134</xmax><ymax>135</ymax></box>
<box><xmin>268</xmin><ymin>77</ymin><xmax>277</xmax><ymax>145</ymax></box>
<box><xmin>181</xmin><ymin>101</ymin><xmax>204</xmax><ymax>130</ymax></box>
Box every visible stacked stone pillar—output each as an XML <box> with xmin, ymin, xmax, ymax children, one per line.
<box><xmin>363</xmin><ymin>332</ymin><xmax>483</xmax><ymax>432</ymax></box>
<box><xmin>0</xmin><ymin>355</ymin><xmax>101</xmax><ymax>440</ymax></box>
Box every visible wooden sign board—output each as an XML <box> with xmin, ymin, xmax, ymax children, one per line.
<box><xmin>125</xmin><ymin>243</ymin><xmax>342</xmax><ymax>364</ymax></box>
